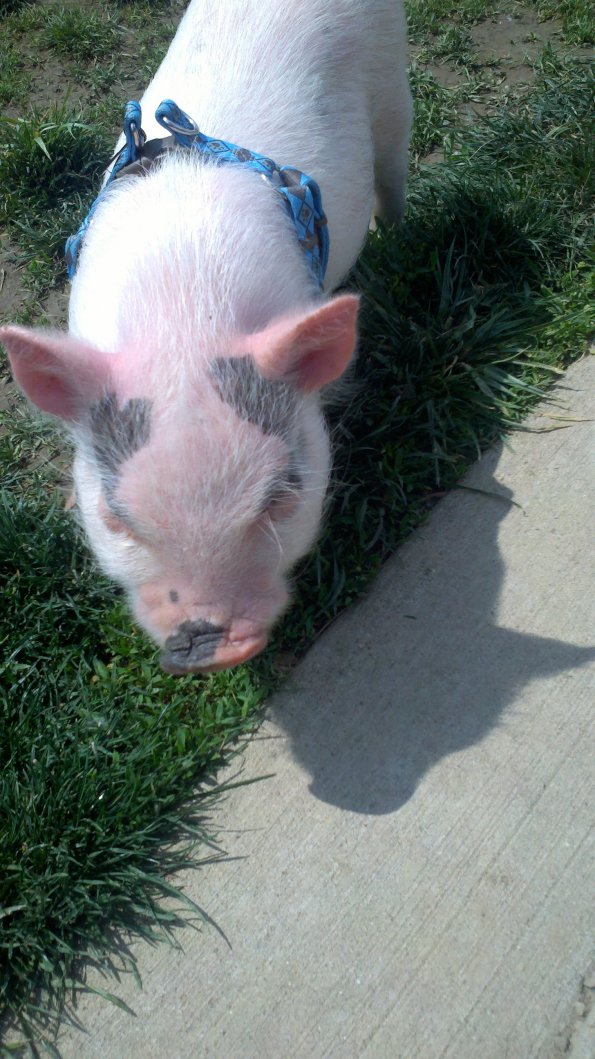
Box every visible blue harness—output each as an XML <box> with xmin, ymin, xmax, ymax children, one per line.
<box><xmin>65</xmin><ymin>99</ymin><xmax>329</xmax><ymax>287</ymax></box>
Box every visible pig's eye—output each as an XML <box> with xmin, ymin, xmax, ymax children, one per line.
<box><xmin>266</xmin><ymin>490</ymin><xmax>300</xmax><ymax>521</ymax></box>
<box><xmin>260</xmin><ymin>473</ymin><xmax>301</xmax><ymax>521</ymax></box>
<box><xmin>98</xmin><ymin>497</ymin><xmax>144</xmax><ymax>542</ymax></box>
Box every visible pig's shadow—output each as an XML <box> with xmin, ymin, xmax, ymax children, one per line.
<box><xmin>270</xmin><ymin>444</ymin><xmax>595</xmax><ymax>815</ymax></box>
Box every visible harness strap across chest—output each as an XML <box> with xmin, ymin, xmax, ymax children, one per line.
<box><xmin>65</xmin><ymin>99</ymin><xmax>329</xmax><ymax>288</ymax></box>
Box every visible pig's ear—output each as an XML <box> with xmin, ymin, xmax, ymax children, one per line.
<box><xmin>0</xmin><ymin>325</ymin><xmax>111</xmax><ymax>421</ymax></box>
<box><xmin>249</xmin><ymin>294</ymin><xmax>359</xmax><ymax>393</ymax></box>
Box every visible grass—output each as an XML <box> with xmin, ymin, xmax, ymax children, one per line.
<box><xmin>0</xmin><ymin>104</ymin><xmax>109</xmax><ymax>290</ymax></box>
<box><xmin>405</xmin><ymin>0</ymin><xmax>498</xmax><ymax>44</ymax></box>
<box><xmin>406</xmin><ymin>0</ymin><xmax>594</xmax><ymax>44</ymax></box>
<box><xmin>41</xmin><ymin>9</ymin><xmax>120</xmax><ymax>60</ymax></box>
<box><xmin>0</xmin><ymin>39</ymin><xmax>30</xmax><ymax>107</ymax></box>
<box><xmin>534</xmin><ymin>0</ymin><xmax>595</xmax><ymax>42</ymax></box>
<box><xmin>428</xmin><ymin>25</ymin><xmax>475</xmax><ymax>66</ymax></box>
<box><xmin>0</xmin><ymin>0</ymin><xmax>29</xmax><ymax>15</ymax></box>
<box><xmin>284</xmin><ymin>51</ymin><xmax>593</xmax><ymax>627</ymax></box>
<box><xmin>409</xmin><ymin>65</ymin><xmax>461</xmax><ymax>158</ymax></box>
<box><xmin>0</xmin><ymin>0</ymin><xmax>593</xmax><ymax>1052</ymax></box>
<box><xmin>1</xmin><ymin>492</ymin><xmax>269</xmax><ymax>1049</ymax></box>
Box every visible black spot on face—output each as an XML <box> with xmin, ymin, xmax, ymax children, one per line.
<box><xmin>169</xmin><ymin>589</ymin><xmax>179</xmax><ymax>603</ymax></box>
<box><xmin>90</xmin><ymin>393</ymin><xmax>152</xmax><ymax>474</ymax></box>
<box><xmin>287</xmin><ymin>457</ymin><xmax>303</xmax><ymax>492</ymax></box>
<box><xmin>210</xmin><ymin>356</ymin><xmax>297</xmax><ymax>437</ymax></box>
<box><xmin>89</xmin><ymin>391</ymin><xmax>152</xmax><ymax>514</ymax></box>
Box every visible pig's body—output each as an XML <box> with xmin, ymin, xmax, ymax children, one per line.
<box><xmin>2</xmin><ymin>0</ymin><xmax>411</xmax><ymax>672</ymax></box>
<box><xmin>71</xmin><ymin>0</ymin><xmax>411</xmax><ymax>338</ymax></box>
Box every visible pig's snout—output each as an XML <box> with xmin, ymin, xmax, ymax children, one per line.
<box><xmin>135</xmin><ymin>580</ymin><xmax>286</xmax><ymax>674</ymax></box>
<box><xmin>160</xmin><ymin>618</ymin><xmax>226</xmax><ymax>673</ymax></box>
<box><xmin>159</xmin><ymin>618</ymin><xmax>268</xmax><ymax>674</ymax></box>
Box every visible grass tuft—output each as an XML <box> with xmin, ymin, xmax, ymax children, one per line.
<box><xmin>0</xmin><ymin>0</ymin><xmax>28</xmax><ymax>16</ymax></box>
<box><xmin>42</xmin><ymin>8</ymin><xmax>120</xmax><ymax>61</ymax></box>
<box><xmin>405</xmin><ymin>0</ymin><xmax>497</xmax><ymax>44</ymax></box>
<box><xmin>0</xmin><ymin>104</ymin><xmax>109</xmax><ymax>272</ymax></box>
<box><xmin>409</xmin><ymin>65</ymin><xmax>460</xmax><ymax>158</ymax></box>
<box><xmin>0</xmin><ymin>39</ymin><xmax>30</xmax><ymax>107</ymax></box>
<box><xmin>429</xmin><ymin>25</ymin><xmax>475</xmax><ymax>66</ymax></box>
<box><xmin>534</xmin><ymin>0</ymin><xmax>594</xmax><ymax>43</ymax></box>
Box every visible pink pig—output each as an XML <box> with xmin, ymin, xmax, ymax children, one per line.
<box><xmin>1</xmin><ymin>0</ymin><xmax>411</xmax><ymax>673</ymax></box>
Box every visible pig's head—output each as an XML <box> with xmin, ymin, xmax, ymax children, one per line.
<box><xmin>0</xmin><ymin>295</ymin><xmax>358</xmax><ymax>672</ymax></box>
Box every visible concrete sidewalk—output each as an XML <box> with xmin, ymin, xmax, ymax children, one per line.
<box><xmin>59</xmin><ymin>356</ymin><xmax>595</xmax><ymax>1059</ymax></box>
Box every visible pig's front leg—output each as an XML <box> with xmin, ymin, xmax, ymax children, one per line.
<box><xmin>372</xmin><ymin>68</ymin><xmax>413</xmax><ymax>224</ymax></box>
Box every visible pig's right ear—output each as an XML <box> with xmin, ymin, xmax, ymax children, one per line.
<box><xmin>247</xmin><ymin>294</ymin><xmax>359</xmax><ymax>393</ymax></box>
<box><xmin>0</xmin><ymin>325</ymin><xmax>111</xmax><ymax>421</ymax></box>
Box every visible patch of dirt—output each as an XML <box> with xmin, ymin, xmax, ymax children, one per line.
<box><xmin>0</xmin><ymin>235</ymin><xmax>69</xmax><ymax>329</ymax></box>
<box><xmin>413</xmin><ymin>7</ymin><xmax>593</xmax><ymax>161</ymax></box>
<box><xmin>426</xmin><ymin>64</ymin><xmax>465</xmax><ymax>89</ymax></box>
<box><xmin>467</xmin><ymin>11</ymin><xmax>566</xmax><ymax>99</ymax></box>
<box><xmin>0</xmin><ymin>373</ymin><xmax>18</xmax><ymax>415</ymax></box>
<box><xmin>42</xmin><ymin>285</ymin><xmax>69</xmax><ymax>326</ymax></box>
<box><xmin>471</xmin><ymin>9</ymin><xmax>563</xmax><ymax>64</ymax></box>
<box><xmin>27</xmin><ymin>51</ymin><xmax>88</xmax><ymax>113</ymax></box>
<box><xmin>2</xmin><ymin>45</ymin><xmax>85</xmax><ymax>120</ymax></box>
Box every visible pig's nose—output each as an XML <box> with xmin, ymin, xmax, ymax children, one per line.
<box><xmin>160</xmin><ymin>619</ymin><xmax>225</xmax><ymax>673</ymax></box>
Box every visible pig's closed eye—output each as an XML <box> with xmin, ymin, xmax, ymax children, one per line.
<box><xmin>98</xmin><ymin>497</ymin><xmax>145</xmax><ymax>543</ymax></box>
<box><xmin>260</xmin><ymin>472</ymin><xmax>301</xmax><ymax>521</ymax></box>
<box><xmin>266</xmin><ymin>491</ymin><xmax>299</xmax><ymax>521</ymax></box>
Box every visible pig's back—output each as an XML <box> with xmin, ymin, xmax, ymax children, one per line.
<box><xmin>131</xmin><ymin>0</ymin><xmax>406</xmax><ymax>285</ymax></box>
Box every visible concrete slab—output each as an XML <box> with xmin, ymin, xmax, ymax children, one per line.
<box><xmin>57</xmin><ymin>356</ymin><xmax>595</xmax><ymax>1058</ymax></box>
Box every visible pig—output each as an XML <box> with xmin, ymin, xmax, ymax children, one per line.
<box><xmin>0</xmin><ymin>0</ymin><xmax>412</xmax><ymax>673</ymax></box>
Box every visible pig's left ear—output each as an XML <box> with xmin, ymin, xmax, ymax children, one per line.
<box><xmin>248</xmin><ymin>294</ymin><xmax>359</xmax><ymax>393</ymax></box>
<box><xmin>0</xmin><ymin>325</ymin><xmax>112</xmax><ymax>421</ymax></box>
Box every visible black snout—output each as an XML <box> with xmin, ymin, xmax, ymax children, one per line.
<box><xmin>160</xmin><ymin>619</ymin><xmax>225</xmax><ymax>674</ymax></box>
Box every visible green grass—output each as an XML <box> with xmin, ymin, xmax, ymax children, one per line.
<box><xmin>409</xmin><ymin>65</ymin><xmax>460</xmax><ymax>158</ymax></box>
<box><xmin>0</xmin><ymin>104</ymin><xmax>109</xmax><ymax>290</ymax></box>
<box><xmin>0</xmin><ymin>39</ymin><xmax>30</xmax><ymax>107</ymax></box>
<box><xmin>534</xmin><ymin>0</ymin><xmax>594</xmax><ymax>43</ymax></box>
<box><xmin>0</xmin><ymin>493</ymin><xmax>269</xmax><ymax>1049</ymax></box>
<box><xmin>282</xmin><ymin>53</ymin><xmax>593</xmax><ymax>630</ymax></box>
<box><xmin>0</xmin><ymin>0</ymin><xmax>29</xmax><ymax>15</ymax></box>
<box><xmin>0</xmin><ymin>5</ymin><xmax>593</xmax><ymax>1053</ymax></box>
<box><xmin>42</xmin><ymin>8</ymin><xmax>120</xmax><ymax>60</ymax></box>
<box><xmin>0</xmin><ymin>6</ymin><xmax>45</xmax><ymax>33</ymax></box>
<box><xmin>406</xmin><ymin>0</ymin><xmax>594</xmax><ymax>47</ymax></box>
<box><xmin>428</xmin><ymin>24</ymin><xmax>475</xmax><ymax>66</ymax></box>
<box><xmin>405</xmin><ymin>0</ymin><xmax>499</xmax><ymax>44</ymax></box>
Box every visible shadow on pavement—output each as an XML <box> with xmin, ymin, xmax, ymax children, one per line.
<box><xmin>272</xmin><ymin>446</ymin><xmax>595</xmax><ymax>814</ymax></box>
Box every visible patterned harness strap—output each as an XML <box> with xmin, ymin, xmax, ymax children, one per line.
<box><xmin>65</xmin><ymin>99</ymin><xmax>329</xmax><ymax>288</ymax></box>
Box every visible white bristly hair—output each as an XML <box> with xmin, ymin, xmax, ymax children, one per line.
<box><xmin>70</xmin><ymin>153</ymin><xmax>318</xmax><ymax>380</ymax></box>
<box><xmin>59</xmin><ymin>0</ymin><xmax>411</xmax><ymax>650</ymax></box>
